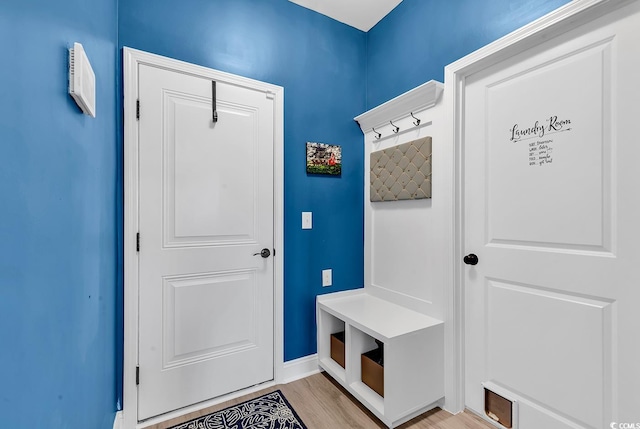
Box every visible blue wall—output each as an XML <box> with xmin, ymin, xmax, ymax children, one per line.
<box><xmin>118</xmin><ymin>0</ymin><xmax>367</xmax><ymax>363</ymax></box>
<box><xmin>366</xmin><ymin>0</ymin><xmax>571</xmax><ymax>108</ymax></box>
<box><xmin>0</xmin><ymin>0</ymin><xmax>118</xmax><ymax>428</ymax></box>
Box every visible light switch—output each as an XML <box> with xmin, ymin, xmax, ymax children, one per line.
<box><xmin>302</xmin><ymin>212</ymin><xmax>312</xmax><ymax>229</ymax></box>
<box><xmin>322</xmin><ymin>269</ymin><xmax>332</xmax><ymax>287</ymax></box>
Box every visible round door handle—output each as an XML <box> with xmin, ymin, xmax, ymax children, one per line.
<box><xmin>463</xmin><ymin>254</ymin><xmax>479</xmax><ymax>265</ymax></box>
<box><xmin>253</xmin><ymin>248</ymin><xmax>271</xmax><ymax>258</ymax></box>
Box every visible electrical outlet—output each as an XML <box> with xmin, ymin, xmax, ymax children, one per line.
<box><xmin>302</xmin><ymin>212</ymin><xmax>312</xmax><ymax>229</ymax></box>
<box><xmin>322</xmin><ymin>269</ymin><xmax>332</xmax><ymax>287</ymax></box>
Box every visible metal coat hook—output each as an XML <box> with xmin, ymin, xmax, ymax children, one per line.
<box><xmin>410</xmin><ymin>112</ymin><xmax>421</xmax><ymax>127</ymax></box>
<box><xmin>372</xmin><ymin>127</ymin><xmax>382</xmax><ymax>139</ymax></box>
<box><xmin>390</xmin><ymin>120</ymin><xmax>400</xmax><ymax>134</ymax></box>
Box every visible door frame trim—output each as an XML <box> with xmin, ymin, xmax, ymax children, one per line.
<box><xmin>442</xmin><ymin>0</ymin><xmax>632</xmax><ymax>413</ymax></box>
<box><xmin>122</xmin><ymin>47</ymin><xmax>285</xmax><ymax>428</ymax></box>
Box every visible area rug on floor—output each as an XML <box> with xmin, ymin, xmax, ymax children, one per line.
<box><xmin>169</xmin><ymin>390</ymin><xmax>307</xmax><ymax>429</ymax></box>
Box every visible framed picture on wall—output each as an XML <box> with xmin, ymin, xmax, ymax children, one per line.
<box><xmin>306</xmin><ymin>142</ymin><xmax>342</xmax><ymax>176</ymax></box>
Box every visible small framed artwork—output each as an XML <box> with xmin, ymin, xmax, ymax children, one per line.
<box><xmin>306</xmin><ymin>142</ymin><xmax>342</xmax><ymax>176</ymax></box>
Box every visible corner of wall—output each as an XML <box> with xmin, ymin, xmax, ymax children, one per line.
<box><xmin>279</xmin><ymin>354</ymin><xmax>320</xmax><ymax>385</ymax></box>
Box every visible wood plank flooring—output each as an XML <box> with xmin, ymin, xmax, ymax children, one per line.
<box><xmin>148</xmin><ymin>372</ymin><xmax>494</xmax><ymax>429</ymax></box>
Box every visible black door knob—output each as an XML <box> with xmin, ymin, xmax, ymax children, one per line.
<box><xmin>253</xmin><ymin>248</ymin><xmax>271</xmax><ymax>258</ymax></box>
<box><xmin>463</xmin><ymin>254</ymin><xmax>478</xmax><ymax>265</ymax></box>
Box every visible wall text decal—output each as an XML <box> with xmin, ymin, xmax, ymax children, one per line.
<box><xmin>510</xmin><ymin>115</ymin><xmax>572</xmax><ymax>166</ymax></box>
<box><xmin>528</xmin><ymin>139</ymin><xmax>554</xmax><ymax>166</ymax></box>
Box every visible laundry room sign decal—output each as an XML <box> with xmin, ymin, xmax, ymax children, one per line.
<box><xmin>509</xmin><ymin>115</ymin><xmax>573</xmax><ymax>167</ymax></box>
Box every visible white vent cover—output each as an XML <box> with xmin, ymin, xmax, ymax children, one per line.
<box><xmin>69</xmin><ymin>42</ymin><xmax>96</xmax><ymax>117</ymax></box>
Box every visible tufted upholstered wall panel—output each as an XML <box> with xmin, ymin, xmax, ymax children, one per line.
<box><xmin>370</xmin><ymin>136</ymin><xmax>432</xmax><ymax>202</ymax></box>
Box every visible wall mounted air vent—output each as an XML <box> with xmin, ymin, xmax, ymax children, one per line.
<box><xmin>69</xmin><ymin>42</ymin><xmax>96</xmax><ymax>117</ymax></box>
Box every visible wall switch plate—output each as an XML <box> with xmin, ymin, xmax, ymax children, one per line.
<box><xmin>302</xmin><ymin>212</ymin><xmax>312</xmax><ymax>229</ymax></box>
<box><xmin>322</xmin><ymin>269</ymin><xmax>332</xmax><ymax>287</ymax></box>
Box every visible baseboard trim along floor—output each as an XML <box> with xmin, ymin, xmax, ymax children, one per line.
<box><xmin>280</xmin><ymin>354</ymin><xmax>320</xmax><ymax>384</ymax></box>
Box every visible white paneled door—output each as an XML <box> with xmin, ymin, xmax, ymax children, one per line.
<box><xmin>464</xmin><ymin>3</ymin><xmax>640</xmax><ymax>428</ymax></box>
<box><xmin>137</xmin><ymin>64</ymin><xmax>275</xmax><ymax>420</ymax></box>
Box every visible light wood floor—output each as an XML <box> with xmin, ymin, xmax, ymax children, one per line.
<box><xmin>148</xmin><ymin>372</ymin><xmax>494</xmax><ymax>429</ymax></box>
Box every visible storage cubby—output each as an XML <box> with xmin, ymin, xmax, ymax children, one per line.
<box><xmin>348</xmin><ymin>326</ymin><xmax>385</xmax><ymax>414</ymax></box>
<box><xmin>317</xmin><ymin>309</ymin><xmax>346</xmax><ymax>382</ymax></box>
<box><xmin>317</xmin><ymin>290</ymin><xmax>444</xmax><ymax>428</ymax></box>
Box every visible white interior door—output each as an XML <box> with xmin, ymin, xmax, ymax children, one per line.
<box><xmin>464</xmin><ymin>3</ymin><xmax>640</xmax><ymax>428</ymax></box>
<box><xmin>137</xmin><ymin>64</ymin><xmax>275</xmax><ymax>420</ymax></box>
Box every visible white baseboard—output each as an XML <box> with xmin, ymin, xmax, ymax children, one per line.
<box><xmin>113</xmin><ymin>411</ymin><xmax>123</xmax><ymax>429</ymax></box>
<box><xmin>280</xmin><ymin>354</ymin><xmax>320</xmax><ymax>384</ymax></box>
<box><xmin>122</xmin><ymin>356</ymin><xmax>319</xmax><ymax>429</ymax></box>
<box><xmin>136</xmin><ymin>381</ymin><xmax>276</xmax><ymax>428</ymax></box>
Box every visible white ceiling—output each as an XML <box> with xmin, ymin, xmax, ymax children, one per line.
<box><xmin>288</xmin><ymin>0</ymin><xmax>403</xmax><ymax>32</ymax></box>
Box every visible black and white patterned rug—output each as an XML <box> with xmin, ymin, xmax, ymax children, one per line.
<box><xmin>169</xmin><ymin>390</ymin><xmax>307</xmax><ymax>429</ymax></box>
